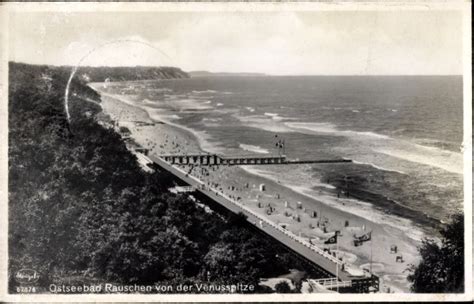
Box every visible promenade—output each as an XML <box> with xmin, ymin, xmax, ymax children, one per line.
<box><xmin>149</xmin><ymin>155</ymin><xmax>363</xmax><ymax>283</ymax></box>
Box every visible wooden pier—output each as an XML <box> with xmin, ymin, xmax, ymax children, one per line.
<box><xmin>159</xmin><ymin>153</ymin><xmax>351</xmax><ymax>166</ymax></box>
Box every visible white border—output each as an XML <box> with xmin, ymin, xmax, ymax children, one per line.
<box><xmin>0</xmin><ymin>1</ymin><xmax>472</xmax><ymax>302</ymax></box>
<box><xmin>0</xmin><ymin>2</ymin><xmax>9</xmax><ymax>302</ymax></box>
<box><xmin>462</xmin><ymin>2</ymin><xmax>473</xmax><ymax>299</ymax></box>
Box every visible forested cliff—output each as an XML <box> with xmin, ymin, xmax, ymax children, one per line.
<box><xmin>8</xmin><ymin>62</ymin><xmax>310</xmax><ymax>293</ymax></box>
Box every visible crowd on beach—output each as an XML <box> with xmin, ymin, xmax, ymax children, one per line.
<box><xmin>175</xmin><ymin>158</ymin><xmax>410</xmax><ymax>293</ymax></box>
<box><xmin>186</xmin><ymin>164</ymin><xmax>344</xmax><ymax>242</ymax></box>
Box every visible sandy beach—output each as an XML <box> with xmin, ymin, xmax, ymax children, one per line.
<box><xmin>97</xmin><ymin>88</ymin><xmax>423</xmax><ymax>293</ymax></box>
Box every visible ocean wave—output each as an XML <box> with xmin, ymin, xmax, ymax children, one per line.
<box><xmin>164</xmin><ymin>114</ymin><xmax>181</xmax><ymax>120</ymax></box>
<box><xmin>233</xmin><ymin>113</ymin><xmax>302</xmax><ymax>133</ymax></box>
<box><xmin>245</xmin><ymin>107</ymin><xmax>255</xmax><ymax>112</ymax></box>
<box><xmin>96</xmin><ymin>90</ymin><xmax>225</xmax><ymax>154</ymax></box>
<box><xmin>285</xmin><ymin>121</ymin><xmax>462</xmax><ymax>174</ymax></box>
<box><xmin>144</xmin><ymin>107</ymin><xmax>225</xmax><ymax>154</ymax></box>
<box><xmin>239</xmin><ymin>144</ymin><xmax>269</xmax><ymax>154</ymax></box>
<box><xmin>352</xmin><ymin>160</ymin><xmax>407</xmax><ymax>175</ymax></box>
<box><xmin>240</xmin><ymin>165</ymin><xmax>425</xmax><ymax>243</ymax></box>
<box><xmin>167</xmin><ymin>98</ymin><xmax>214</xmax><ymax>111</ymax></box>
<box><xmin>192</xmin><ymin>90</ymin><xmax>218</xmax><ymax>94</ymax></box>
<box><xmin>164</xmin><ymin>94</ymin><xmax>188</xmax><ymax>100</ymax></box>
<box><xmin>285</xmin><ymin>122</ymin><xmax>390</xmax><ymax>139</ymax></box>
<box><xmin>202</xmin><ymin>117</ymin><xmax>222</xmax><ymax>122</ymax></box>
<box><xmin>286</xmin><ymin>122</ymin><xmax>337</xmax><ymax>134</ymax></box>
<box><xmin>413</xmin><ymin>138</ymin><xmax>460</xmax><ymax>152</ymax></box>
<box><xmin>356</xmin><ymin>131</ymin><xmax>390</xmax><ymax>139</ymax></box>
<box><xmin>265</xmin><ymin>112</ymin><xmax>288</xmax><ymax>121</ymax></box>
<box><xmin>375</xmin><ymin>147</ymin><xmax>462</xmax><ymax>175</ymax></box>
<box><xmin>289</xmin><ymin>185</ymin><xmax>426</xmax><ymax>243</ymax></box>
<box><xmin>264</xmin><ymin>112</ymin><xmax>279</xmax><ymax>117</ymax></box>
<box><xmin>233</xmin><ymin>114</ymin><xmax>294</xmax><ymax>133</ymax></box>
<box><xmin>201</xmin><ymin>117</ymin><xmax>223</xmax><ymax>128</ymax></box>
<box><xmin>148</xmin><ymin>87</ymin><xmax>173</xmax><ymax>93</ymax></box>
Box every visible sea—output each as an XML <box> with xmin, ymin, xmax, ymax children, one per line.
<box><xmin>100</xmin><ymin>75</ymin><xmax>463</xmax><ymax>236</ymax></box>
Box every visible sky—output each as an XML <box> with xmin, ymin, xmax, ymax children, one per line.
<box><xmin>8</xmin><ymin>10</ymin><xmax>464</xmax><ymax>75</ymax></box>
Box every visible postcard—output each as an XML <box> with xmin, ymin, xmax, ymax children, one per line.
<box><xmin>0</xmin><ymin>1</ymin><xmax>471</xmax><ymax>302</ymax></box>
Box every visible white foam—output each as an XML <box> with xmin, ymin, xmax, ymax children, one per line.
<box><xmin>233</xmin><ymin>114</ymin><xmax>294</xmax><ymax>133</ymax></box>
<box><xmin>164</xmin><ymin>114</ymin><xmax>181</xmax><ymax>120</ymax></box>
<box><xmin>262</xmin><ymin>112</ymin><xmax>287</xmax><ymax>121</ymax></box>
<box><xmin>286</xmin><ymin>121</ymin><xmax>462</xmax><ymax>175</ymax></box>
<box><xmin>145</xmin><ymin>108</ymin><xmax>224</xmax><ymax>154</ymax></box>
<box><xmin>375</xmin><ymin>146</ymin><xmax>462</xmax><ymax>175</ymax></box>
<box><xmin>202</xmin><ymin>117</ymin><xmax>222</xmax><ymax>122</ymax></box>
<box><xmin>264</xmin><ymin>112</ymin><xmax>279</xmax><ymax>117</ymax></box>
<box><xmin>149</xmin><ymin>87</ymin><xmax>172</xmax><ymax>93</ymax></box>
<box><xmin>245</xmin><ymin>107</ymin><xmax>255</xmax><ymax>112</ymax></box>
<box><xmin>285</xmin><ymin>122</ymin><xmax>390</xmax><ymax>139</ymax></box>
<box><xmin>239</xmin><ymin>144</ymin><xmax>269</xmax><ymax>154</ymax></box>
<box><xmin>356</xmin><ymin>131</ymin><xmax>390</xmax><ymax>139</ymax></box>
<box><xmin>96</xmin><ymin>90</ymin><xmax>225</xmax><ymax>154</ymax></box>
<box><xmin>192</xmin><ymin>89</ymin><xmax>218</xmax><ymax>94</ymax></box>
<box><xmin>352</xmin><ymin>160</ymin><xmax>407</xmax><ymax>175</ymax></box>
<box><xmin>165</xmin><ymin>93</ymin><xmax>188</xmax><ymax>100</ymax></box>
<box><xmin>240</xmin><ymin>165</ymin><xmax>425</xmax><ymax>243</ymax></box>
<box><xmin>169</xmin><ymin>98</ymin><xmax>214</xmax><ymax>111</ymax></box>
<box><xmin>286</xmin><ymin>122</ymin><xmax>338</xmax><ymax>134</ymax></box>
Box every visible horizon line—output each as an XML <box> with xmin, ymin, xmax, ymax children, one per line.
<box><xmin>9</xmin><ymin>61</ymin><xmax>462</xmax><ymax>77</ymax></box>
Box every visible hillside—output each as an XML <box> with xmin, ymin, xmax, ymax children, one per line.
<box><xmin>8</xmin><ymin>62</ymin><xmax>316</xmax><ymax>294</ymax></box>
<box><xmin>80</xmin><ymin>65</ymin><xmax>189</xmax><ymax>82</ymax></box>
<box><xmin>10</xmin><ymin>62</ymin><xmax>189</xmax><ymax>84</ymax></box>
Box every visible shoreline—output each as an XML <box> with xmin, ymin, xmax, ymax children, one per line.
<box><xmin>91</xmin><ymin>88</ymin><xmax>224</xmax><ymax>154</ymax></box>
<box><xmin>96</xmin><ymin>86</ymin><xmax>429</xmax><ymax>237</ymax></box>
<box><xmin>95</xmin><ymin>88</ymin><xmax>447</xmax><ymax>233</ymax></box>
<box><xmin>239</xmin><ymin>165</ymin><xmax>430</xmax><ymax>242</ymax></box>
<box><xmin>92</xmin><ymin>84</ymin><xmax>425</xmax><ymax>293</ymax></box>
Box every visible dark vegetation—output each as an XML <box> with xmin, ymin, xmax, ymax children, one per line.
<box><xmin>274</xmin><ymin>281</ymin><xmax>293</xmax><ymax>293</ymax></box>
<box><xmin>8</xmin><ymin>62</ymin><xmax>315</xmax><ymax>293</ymax></box>
<box><xmin>407</xmin><ymin>213</ymin><xmax>464</xmax><ymax>293</ymax></box>
<box><xmin>79</xmin><ymin>65</ymin><xmax>189</xmax><ymax>82</ymax></box>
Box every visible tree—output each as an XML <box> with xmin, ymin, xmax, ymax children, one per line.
<box><xmin>274</xmin><ymin>281</ymin><xmax>292</xmax><ymax>293</ymax></box>
<box><xmin>408</xmin><ymin>213</ymin><xmax>464</xmax><ymax>293</ymax></box>
<box><xmin>8</xmin><ymin>62</ymin><xmax>314</xmax><ymax>293</ymax></box>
